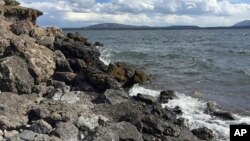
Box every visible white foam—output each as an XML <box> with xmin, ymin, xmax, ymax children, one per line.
<box><xmin>96</xmin><ymin>46</ymin><xmax>111</xmax><ymax>65</ymax></box>
<box><xmin>129</xmin><ymin>84</ymin><xmax>250</xmax><ymax>141</ymax></box>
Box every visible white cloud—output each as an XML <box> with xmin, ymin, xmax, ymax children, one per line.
<box><xmin>19</xmin><ymin>0</ymin><xmax>250</xmax><ymax>27</ymax></box>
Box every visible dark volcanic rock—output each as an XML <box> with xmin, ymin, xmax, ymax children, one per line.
<box><xmin>192</xmin><ymin>127</ymin><xmax>214</xmax><ymax>141</ymax></box>
<box><xmin>107</xmin><ymin>62</ymin><xmax>150</xmax><ymax>87</ymax></box>
<box><xmin>68</xmin><ymin>58</ymin><xmax>86</xmax><ymax>72</ymax></box>
<box><xmin>54</xmin><ymin>37</ymin><xmax>100</xmax><ymax>66</ymax></box>
<box><xmin>94</xmin><ymin>41</ymin><xmax>104</xmax><ymax>46</ymax></box>
<box><xmin>77</xmin><ymin>67</ymin><xmax>121</xmax><ymax>92</ymax></box>
<box><xmin>164</xmin><ymin>128</ymin><xmax>200</xmax><ymax>141</ymax></box>
<box><xmin>206</xmin><ymin>102</ymin><xmax>235</xmax><ymax>120</ymax></box>
<box><xmin>134</xmin><ymin>93</ymin><xmax>156</xmax><ymax>105</ymax></box>
<box><xmin>0</xmin><ymin>56</ymin><xmax>34</xmax><ymax>94</ymax></box>
<box><xmin>101</xmin><ymin>89</ymin><xmax>129</xmax><ymax>105</ymax></box>
<box><xmin>159</xmin><ymin>90</ymin><xmax>177</xmax><ymax>103</ymax></box>
<box><xmin>54</xmin><ymin>50</ymin><xmax>73</xmax><ymax>72</ymax></box>
<box><xmin>53</xmin><ymin>72</ymin><xmax>77</xmax><ymax>84</ymax></box>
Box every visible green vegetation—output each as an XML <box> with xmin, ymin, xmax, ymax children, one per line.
<box><xmin>4</xmin><ymin>0</ymin><xmax>20</xmax><ymax>6</ymax></box>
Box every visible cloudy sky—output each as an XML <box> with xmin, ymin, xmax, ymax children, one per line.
<box><xmin>20</xmin><ymin>0</ymin><xmax>250</xmax><ymax>27</ymax></box>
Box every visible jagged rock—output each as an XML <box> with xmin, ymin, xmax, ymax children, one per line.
<box><xmin>134</xmin><ymin>93</ymin><xmax>156</xmax><ymax>105</ymax></box>
<box><xmin>67</xmin><ymin>58</ymin><xmax>86</xmax><ymax>73</ymax></box>
<box><xmin>119</xmin><ymin>112</ymin><xmax>143</xmax><ymax>132</ymax></box>
<box><xmin>53</xmin><ymin>72</ymin><xmax>77</xmax><ymax>84</ymax></box>
<box><xmin>10</xmin><ymin>21</ymin><xmax>33</xmax><ymax>35</ymax></box>
<box><xmin>9</xmin><ymin>38</ymin><xmax>56</xmax><ymax>82</ymax></box>
<box><xmin>192</xmin><ymin>127</ymin><xmax>214</xmax><ymax>141</ymax></box>
<box><xmin>3</xmin><ymin>6</ymin><xmax>43</xmax><ymax>24</ymax></box>
<box><xmin>206</xmin><ymin>102</ymin><xmax>235</xmax><ymax>120</ymax></box>
<box><xmin>91</xmin><ymin>122</ymin><xmax>143</xmax><ymax>141</ymax></box>
<box><xmin>142</xmin><ymin>115</ymin><xmax>166</xmax><ymax>135</ymax></box>
<box><xmin>53</xmin><ymin>122</ymin><xmax>80</xmax><ymax>141</ymax></box>
<box><xmin>77</xmin><ymin>67</ymin><xmax>121</xmax><ymax>92</ymax></box>
<box><xmin>107</xmin><ymin>62</ymin><xmax>150</xmax><ymax>87</ymax></box>
<box><xmin>159</xmin><ymin>90</ymin><xmax>177</xmax><ymax>103</ymax></box>
<box><xmin>67</xmin><ymin>32</ymin><xmax>88</xmax><ymax>44</ymax></box>
<box><xmin>30</xmin><ymin>120</ymin><xmax>52</xmax><ymax>134</ymax></box>
<box><xmin>102</xmin><ymin>89</ymin><xmax>129</xmax><ymax>105</ymax></box>
<box><xmin>54</xmin><ymin>50</ymin><xmax>73</xmax><ymax>72</ymax></box>
<box><xmin>0</xmin><ymin>38</ymin><xmax>10</xmax><ymax>55</ymax></box>
<box><xmin>0</xmin><ymin>92</ymin><xmax>37</xmax><ymax>130</ymax></box>
<box><xmin>0</xmin><ymin>56</ymin><xmax>34</xmax><ymax>94</ymax></box>
<box><xmin>54</xmin><ymin>37</ymin><xmax>100</xmax><ymax>66</ymax></box>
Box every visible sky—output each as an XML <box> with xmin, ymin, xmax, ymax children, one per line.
<box><xmin>19</xmin><ymin>0</ymin><xmax>250</xmax><ymax>27</ymax></box>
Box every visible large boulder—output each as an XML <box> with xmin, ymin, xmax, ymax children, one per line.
<box><xmin>192</xmin><ymin>127</ymin><xmax>214</xmax><ymax>141</ymax></box>
<box><xmin>77</xmin><ymin>67</ymin><xmax>121</xmax><ymax>92</ymax></box>
<box><xmin>159</xmin><ymin>90</ymin><xmax>177</xmax><ymax>103</ymax></box>
<box><xmin>54</xmin><ymin>37</ymin><xmax>100</xmax><ymax>66</ymax></box>
<box><xmin>0</xmin><ymin>56</ymin><xmax>34</xmax><ymax>94</ymax></box>
<box><xmin>107</xmin><ymin>62</ymin><xmax>150</xmax><ymax>87</ymax></box>
<box><xmin>54</xmin><ymin>50</ymin><xmax>73</xmax><ymax>72</ymax></box>
<box><xmin>205</xmin><ymin>102</ymin><xmax>235</xmax><ymax>120</ymax></box>
<box><xmin>9</xmin><ymin>38</ymin><xmax>56</xmax><ymax>82</ymax></box>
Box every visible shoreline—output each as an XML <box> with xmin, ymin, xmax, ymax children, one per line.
<box><xmin>0</xmin><ymin>3</ymin><xmax>249</xmax><ymax>141</ymax></box>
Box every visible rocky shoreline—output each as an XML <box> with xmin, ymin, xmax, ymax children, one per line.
<box><xmin>0</xmin><ymin>2</ymin><xmax>236</xmax><ymax>141</ymax></box>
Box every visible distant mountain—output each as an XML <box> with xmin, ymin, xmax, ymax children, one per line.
<box><xmin>83</xmin><ymin>23</ymin><xmax>150</xmax><ymax>29</ymax></box>
<box><xmin>233</xmin><ymin>20</ymin><xmax>250</xmax><ymax>27</ymax></box>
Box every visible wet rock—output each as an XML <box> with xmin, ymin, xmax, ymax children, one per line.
<box><xmin>173</xmin><ymin>106</ymin><xmax>183</xmax><ymax>115</ymax></box>
<box><xmin>107</xmin><ymin>62</ymin><xmax>150</xmax><ymax>87</ymax></box>
<box><xmin>134</xmin><ymin>93</ymin><xmax>156</xmax><ymax>105</ymax></box>
<box><xmin>206</xmin><ymin>102</ymin><xmax>235</xmax><ymax>120</ymax></box>
<box><xmin>53</xmin><ymin>72</ymin><xmax>77</xmax><ymax>84</ymax></box>
<box><xmin>53</xmin><ymin>122</ymin><xmax>80</xmax><ymax>141</ymax></box>
<box><xmin>10</xmin><ymin>39</ymin><xmax>56</xmax><ymax>82</ymax></box>
<box><xmin>77</xmin><ymin>67</ymin><xmax>121</xmax><ymax>92</ymax></box>
<box><xmin>192</xmin><ymin>127</ymin><xmax>214</xmax><ymax>141</ymax></box>
<box><xmin>94</xmin><ymin>42</ymin><xmax>104</xmax><ymax>47</ymax></box>
<box><xmin>159</xmin><ymin>90</ymin><xmax>177</xmax><ymax>103</ymax></box>
<box><xmin>67</xmin><ymin>58</ymin><xmax>86</xmax><ymax>72</ymax></box>
<box><xmin>30</xmin><ymin>120</ymin><xmax>52</xmax><ymax>134</ymax></box>
<box><xmin>102</xmin><ymin>89</ymin><xmax>129</xmax><ymax>105</ymax></box>
<box><xmin>91</xmin><ymin>122</ymin><xmax>143</xmax><ymax>141</ymax></box>
<box><xmin>67</xmin><ymin>32</ymin><xmax>88</xmax><ymax>43</ymax></box>
<box><xmin>0</xmin><ymin>56</ymin><xmax>34</xmax><ymax>94</ymax></box>
<box><xmin>0</xmin><ymin>93</ymin><xmax>37</xmax><ymax>130</ymax></box>
<box><xmin>54</xmin><ymin>50</ymin><xmax>73</xmax><ymax>72</ymax></box>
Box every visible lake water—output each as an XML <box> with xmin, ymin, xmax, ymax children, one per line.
<box><xmin>65</xmin><ymin>29</ymin><xmax>250</xmax><ymax>141</ymax></box>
